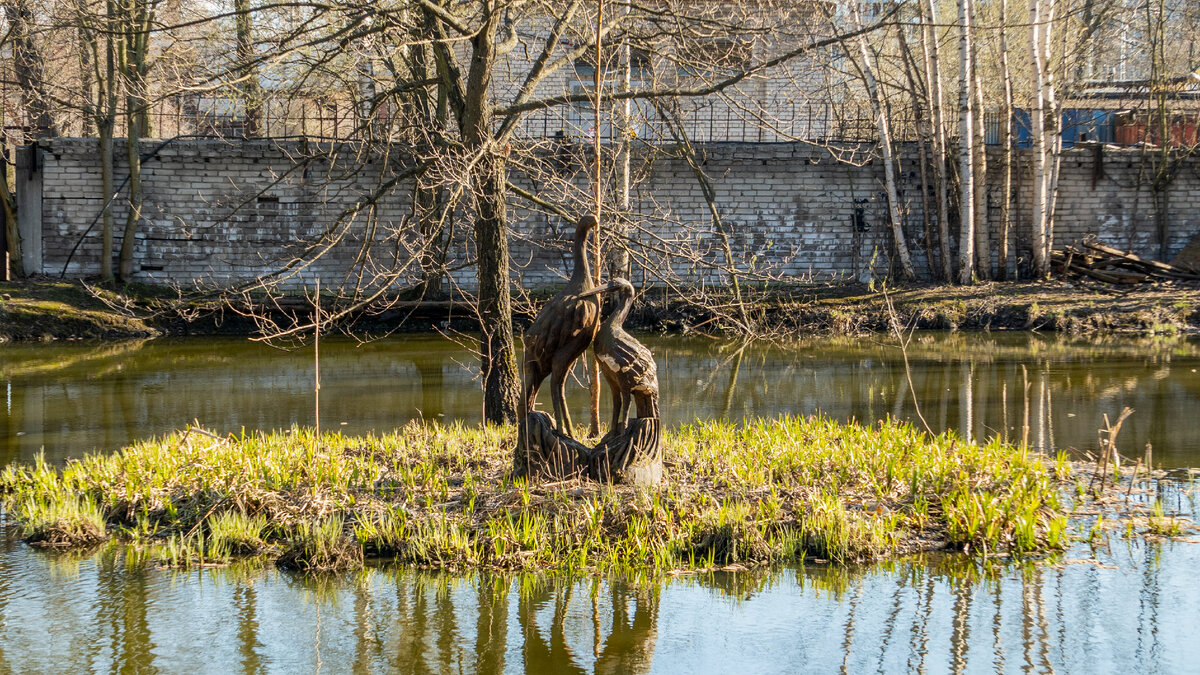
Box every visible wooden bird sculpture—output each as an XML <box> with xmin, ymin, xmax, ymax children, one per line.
<box><xmin>578</xmin><ymin>277</ymin><xmax>659</xmax><ymax>435</ymax></box>
<box><xmin>521</xmin><ymin>214</ymin><xmax>601</xmax><ymax>438</ymax></box>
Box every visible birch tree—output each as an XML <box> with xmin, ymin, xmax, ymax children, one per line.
<box><xmin>956</xmin><ymin>0</ymin><xmax>976</xmax><ymax>284</ymax></box>
<box><xmin>996</xmin><ymin>0</ymin><xmax>1015</xmax><ymax>280</ymax></box>
<box><xmin>919</xmin><ymin>0</ymin><xmax>953</xmax><ymax>281</ymax></box>
<box><xmin>970</xmin><ymin>14</ymin><xmax>989</xmax><ymax>281</ymax></box>
<box><xmin>851</xmin><ymin>16</ymin><xmax>915</xmax><ymax>280</ymax></box>
<box><xmin>1029</xmin><ymin>0</ymin><xmax>1056</xmax><ymax>278</ymax></box>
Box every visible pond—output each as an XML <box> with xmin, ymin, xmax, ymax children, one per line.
<box><xmin>4</xmin><ymin>333</ymin><xmax>1200</xmax><ymax>467</ymax></box>
<box><xmin>2</xmin><ymin>332</ymin><xmax>1198</xmax><ymax>672</ymax></box>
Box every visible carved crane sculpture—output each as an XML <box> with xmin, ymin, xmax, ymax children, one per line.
<box><xmin>578</xmin><ymin>277</ymin><xmax>659</xmax><ymax>435</ymax></box>
<box><xmin>521</xmin><ymin>214</ymin><xmax>601</xmax><ymax>439</ymax></box>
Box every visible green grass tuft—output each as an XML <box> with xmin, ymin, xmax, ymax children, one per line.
<box><xmin>0</xmin><ymin>417</ymin><xmax>1072</xmax><ymax>570</ymax></box>
<box><xmin>278</xmin><ymin>516</ymin><xmax>363</xmax><ymax>572</ymax></box>
<box><xmin>15</xmin><ymin>491</ymin><xmax>108</xmax><ymax>547</ymax></box>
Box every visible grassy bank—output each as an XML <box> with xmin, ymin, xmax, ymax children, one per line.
<box><xmin>0</xmin><ymin>280</ymin><xmax>160</xmax><ymax>341</ymax></box>
<box><xmin>3</xmin><ymin>279</ymin><xmax>1197</xmax><ymax>342</ymax></box>
<box><xmin>638</xmin><ymin>281</ymin><xmax>1200</xmax><ymax>336</ymax></box>
<box><xmin>0</xmin><ymin>417</ymin><xmax>1070</xmax><ymax>572</ymax></box>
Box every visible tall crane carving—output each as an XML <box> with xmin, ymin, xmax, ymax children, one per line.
<box><xmin>579</xmin><ymin>277</ymin><xmax>659</xmax><ymax>434</ymax></box>
<box><xmin>521</xmin><ymin>214</ymin><xmax>602</xmax><ymax>438</ymax></box>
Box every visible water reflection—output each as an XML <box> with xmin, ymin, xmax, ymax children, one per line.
<box><xmin>2</xmin><ymin>525</ymin><xmax>1197</xmax><ymax>673</ymax></box>
<box><xmin>3</xmin><ymin>333</ymin><xmax>1200</xmax><ymax>467</ymax></box>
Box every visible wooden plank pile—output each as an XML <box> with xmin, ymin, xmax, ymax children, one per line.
<box><xmin>1051</xmin><ymin>240</ymin><xmax>1200</xmax><ymax>284</ymax></box>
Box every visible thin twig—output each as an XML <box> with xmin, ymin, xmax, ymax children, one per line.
<box><xmin>881</xmin><ymin>287</ymin><xmax>932</xmax><ymax>435</ymax></box>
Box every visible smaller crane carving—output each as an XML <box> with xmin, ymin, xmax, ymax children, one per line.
<box><xmin>578</xmin><ymin>277</ymin><xmax>659</xmax><ymax>435</ymax></box>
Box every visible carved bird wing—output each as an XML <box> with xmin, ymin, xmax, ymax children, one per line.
<box><xmin>608</xmin><ymin>333</ymin><xmax>657</xmax><ymax>383</ymax></box>
<box><xmin>551</xmin><ymin>297</ymin><xmax>598</xmax><ymax>348</ymax></box>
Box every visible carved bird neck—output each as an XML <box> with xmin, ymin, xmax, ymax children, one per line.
<box><xmin>603</xmin><ymin>285</ymin><xmax>634</xmax><ymax>331</ymax></box>
<box><xmin>569</xmin><ymin>219</ymin><xmax>596</xmax><ymax>288</ymax></box>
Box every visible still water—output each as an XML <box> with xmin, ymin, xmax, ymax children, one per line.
<box><xmin>3</xmin><ymin>333</ymin><xmax>1200</xmax><ymax>467</ymax></box>
<box><xmin>1</xmin><ymin>333</ymin><xmax>1198</xmax><ymax>672</ymax></box>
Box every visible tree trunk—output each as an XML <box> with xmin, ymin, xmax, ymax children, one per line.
<box><xmin>608</xmin><ymin>34</ymin><xmax>632</xmax><ymax>280</ymax></box>
<box><xmin>118</xmin><ymin>0</ymin><xmax>148</xmax><ymax>282</ymax></box>
<box><xmin>856</xmin><ymin>29</ymin><xmax>915</xmax><ymax>280</ymax></box>
<box><xmin>99</xmin><ymin>123</ymin><xmax>115</xmax><ymax>282</ymax></box>
<box><xmin>407</xmin><ymin>31</ymin><xmax>450</xmax><ymax>298</ymax></box>
<box><xmin>971</xmin><ymin>24</ymin><xmax>990</xmax><ymax>281</ymax></box>
<box><xmin>897</xmin><ymin>26</ymin><xmax>938</xmax><ymax>279</ymax></box>
<box><xmin>75</xmin><ymin>0</ymin><xmax>96</xmax><ymax>137</ymax></box>
<box><xmin>463</xmin><ymin>3</ymin><xmax>519</xmax><ymax>425</ymax></box>
<box><xmin>956</xmin><ymin>0</ymin><xmax>976</xmax><ymax>284</ymax></box>
<box><xmin>120</xmin><ymin>113</ymin><xmax>143</xmax><ymax>282</ymax></box>
<box><xmin>1029</xmin><ymin>0</ymin><xmax>1051</xmax><ymax>278</ymax></box>
<box><xmin>997</xmin><ymin>0</ymin><xmax>1014</xmax><ymax>280</ymax></box>
<box><xmin>233</xmin><ymin>0</ymin><xmax>263</xmax><ymax>136</ymax></box>
<box><xmin>920</xmin><ymin>0</ymin><xmax>953</xmax><ymax>281</ymax></box>
<box><xmin>1150</xmin><ymin>0</ymin><xmax>1171</xmax><ymax>260</ymax></box>
<box><xmin>472</xmin><ymin>152</ymin><xmax>520</xmax><ymax>425</ymax></box>
<box><xmin>99</xmin><ymin>0</ymin><xmax>118</xmax><ymax>282</ymax></box>
<box><xmin>5</xmin><ymin>0</ymin><xmax>58</xmax><ymax>137</ymax></box>
<box><xmin>0</xmin><ymin>139</ymin><xmax>19</xmax><ymax>277</ymax></box>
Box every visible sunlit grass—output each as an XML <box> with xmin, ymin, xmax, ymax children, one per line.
<box><xmin>13</xmin><ymin>490</ymin><xmax>108</xmax><ymax>547</ymax></box>
<box><xmin>0</xmin><ymin>417</ymin><xmax>1070</xmax><ymax>570</ymax></box>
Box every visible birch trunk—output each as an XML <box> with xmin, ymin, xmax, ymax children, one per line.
<box><xmin>856</xmin><ymin>29</ymin><xmax>916</xmax><ymax>280</ymax></box>
<box><xmin>1046</xmin><ymin>0</ymin><xmax>1061</xmax><ymax>266</ymax></box>
<box><xmin>956</xmin><ymin>0</ymin><xmax>976</xmax><ymax>284</ymax></box>
<box><xmin>898</xmin><ymin>27</ymin><xmax>938</xmax><ymax>277</ymax></box>
<box><xmin>1029</xmin><ymin>0</ymin><xmax>1051</xmax><ymax>277</ymax></box>
<box><xmin>920</xmin><ymin>0</ymin><xmax>953</xmax><ymax>281</ymax></box>
<box><xmin>997</xmin><ymin>0</ymin><xmax>1014</xmax><ymax>280</ymax></box>
<box><xmin>971</xmin><ymin>22</ymin><xmax>990</xmax><ymax>281</ymax></box>
<box><xmin>99</xmin><ymin>0</ymin><xmax>117</xmax><ymax>282</ymax></box>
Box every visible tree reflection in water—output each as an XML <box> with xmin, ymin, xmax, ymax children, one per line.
<box><xmin>0</xmin><ymin>529</ymin><xmax>1196</xmax><ymax>673</ymax></box>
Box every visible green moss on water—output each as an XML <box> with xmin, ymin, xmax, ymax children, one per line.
<box><xmin>0</xmin><ymin>417</ymin><xmax>1069</xmax><ymax>571</ymax></box>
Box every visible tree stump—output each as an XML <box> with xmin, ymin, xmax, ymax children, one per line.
<box><xmin>587</xmin><ymin>417</ymin><xmax>663</xmax><ymax>486</ymax></box>
<box><xmin>513</xmin><ymin>411</ymin><xmax>589</xmax><ymax>480</ymax></box>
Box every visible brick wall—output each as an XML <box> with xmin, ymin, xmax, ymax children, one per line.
<box><xmin>28</xmin><ymin>138</ymin><xmax>1200</xmax><ymax>290</ymax></box>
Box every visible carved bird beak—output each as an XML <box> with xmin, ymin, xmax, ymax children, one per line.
<box><xmin>577</xmin><ymin>280</ymin><xmax>624</xmax><ymax>298</ymax></box>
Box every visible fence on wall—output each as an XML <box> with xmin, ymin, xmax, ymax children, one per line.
<box><xmin>3</xmin><ymin>80</ymin><xmax>1197</xmax><ymax>150</ymax></box>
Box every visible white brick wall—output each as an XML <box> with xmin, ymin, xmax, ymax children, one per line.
<box><xmin>30</xmin><ymin>138</ymin><xmax>1200</xmax><ymax>290</ymax></box>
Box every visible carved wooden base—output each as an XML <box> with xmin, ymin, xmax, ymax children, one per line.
<box><xmin>514</xmin><ymin>411</ymin><xmax>589</xmax><ymax>480</ymax></box>
<box><xmin>588</xmin><ymin>418</ymin><xmax>663</xmax><ymax>486</ymax></box>
<box><xmin>514</xmin><ymin>413</ymin><xmax>663</xmax><ymax>486</ymax></box>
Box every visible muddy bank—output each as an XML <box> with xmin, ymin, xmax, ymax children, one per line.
<box><xmin>1</xmin><ymin>278</ymin><xmax>1198</xmax><ymax>342</ymax></box>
